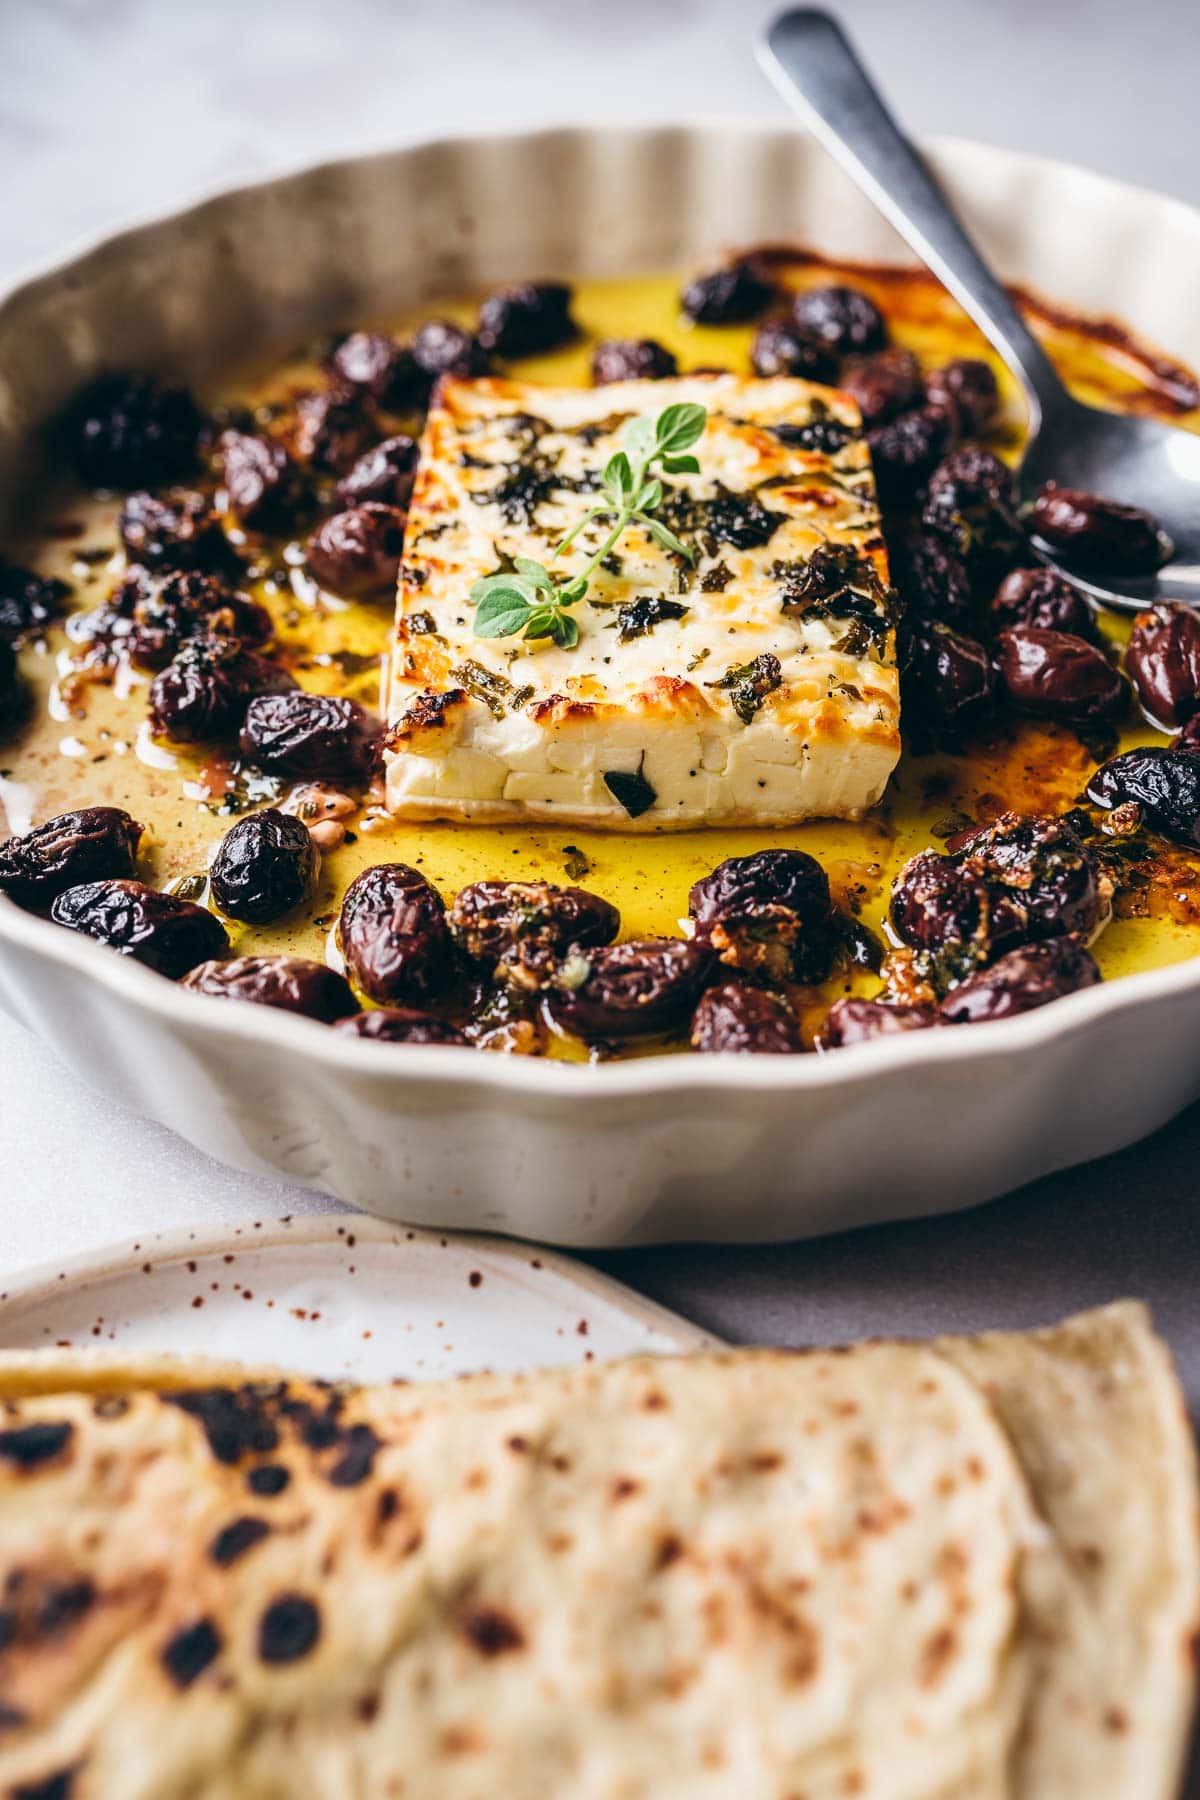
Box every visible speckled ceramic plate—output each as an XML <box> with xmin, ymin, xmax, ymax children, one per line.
<box><xmin>0</xmin><ymin>1216</ymin><xmax>714</xmax><ymax>1380</ymax></box>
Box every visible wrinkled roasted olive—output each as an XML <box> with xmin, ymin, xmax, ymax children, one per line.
<box><xmin>816</xmin><ymin>996</ymin><xmax>939</xmax><ymax>1050</ymax></box>
<box><xmin>688</xmin><ymin>848</ymin><xmax>833</xmax><ymax>984</ymax></box>
<box><xmin>338</xmin><ymin>863</ymin><xmax>455</xmax><ymax>1004</ymax></box>
<box><xmin>1028</xmin><ymin>483</ymin><xmax>1167</xmax><ymax>575</ymax></box>
<box><xmin>791</xmin><ymin>284</ymin><xmax>886</xmax><ymax>357</ymax></box>
<box><xmin>0</xmin><ymin>559</ymin><xmax>70</xmax><ymax>643</ymax></box>
<box><xmin>902</xmin><ymin>620</ymin><xmax>996</xmax><ymax>739</ymax></box>
<box><xmin>591</xmin><ymin>339</ymin><xmax>678</xmax><ymax>384</ymax></box>
<box><xmin>939</xmin><ymin>936</ymin><xmax>1101</xmax><ymax>1025</ymax></box>
<box><xmin>220</xmin><ymin>431</ymin><xmax>302</xmax><ymax>530</ymax></box>
<box><xmin>65</xmin><ymin>373</ymin><xmax>202</xmax><ymax>489</ymax></box>
<box><xmin>50</xmin><ymin>879</ymin><xmax>228</xmax><ymax>977</ymax></box>
<box><xmin>0</xmin><ymin>640</ymin><xmax>24</xmax><ymax>737</ymax></box>
<box><xmin>928</xmin><ymin>445</ymin><xmax>1017</xmax><ymax>512</ymax></box>
<box><xmin>448</xmin><ymin>879</ymin><xmax>619</xmax><ymax>987</ymax></box>
<box><xmin>333</xmin><ymin>1007</ymin><xmax>468</xmax><ymax>1046</ymax></box>
<box><xmin>889</xmin><ymin>533</ymin><xmax>972</xmax><ymax>630</ymax></box>
<box><xmin>325</xmin><ymin>332</ymin><xmax>422</xmax><ymax>409</ymax></box>
<box><xmin>922</xmin><ymin>449</ymin><xmax>1022</xmax><ymax>577</ymax></box>
<box><xmin>995</xmin><ymin>626</ymin><xmax>1126</xmax><ymax>722</ymax></box>
<box><xmin>750</xmin><ymin>319</ymin><xmax>837</xmax><ymax>383</ymax></box>
<box><xmin>547</xmin><ymin>938</ymin><xmax>713</xmax><ymax>1041</ymax></box>
<box><xmin>121</xmin><ymin>570</ymin><xmax>271</xmax><ymax>671</ymax></box>
<box><xmin>923</xmin><ymin>358</ymin><xmax>1001</xmax><ymax>436</ymax></box>
<box><xmin>690</xmin><ymin>981</ymin><xmax>805</xmax><ymax>1055</ymax></box>
<box><xmin>411</xmin><ymin>320</ymin><xmax>490</xmax><ymax>384</ymax></box>
<box><xmin>291</xmin><ymin>384</ymin><xmax>373</xmax><ymax>474</ymax></box>
<box><xmin>305</xmin><ymin>503</ymin><xmax>406</xmax><ymax>597</ymax></box>
<box><xmin>209</xmin><ymin>808</ymin><xmax>319</xmax><ymax>925</ymax></box>
<box><xmin>681</xmin><ymin>260</ymin><xmax>773</xmax><ymax>325</ymax></box>
<box><xmin>990</xmin><ymin>566</ymin><xmax>1097</xmax><ymax>640</ymax></box>
<box><xmin>150</xmin><ymin>634</ymin><xmax>296</xmax><ymax>742</ymax></box>
<box><xmin>1086</xmin><ymin>746</ymin><xmax>1200</xmax><ymax>847</ymax></box>
<box><xmin>868</xmin><ymin>407</ymin><xmax>954</xmax><ymax>506</ymax></box>
<box><xmin>239</xmin><ymin>691</ymin><xmax>383</xmax><ymax>782</ymax></box>
<box><xmin>889</xmin><ymin>850</ymin><xmax>991</xmax><ymax>961</ymax></box>
<box><xmin>334</xmin><ymin>436</ymin><xmax>418</xmax><ymax>510</ymax></box>
<box><xmin>0</xmin><ymin>806</ymin><xmax>143</xmax><ymax>910</ymax></box>
<box><xmin>1123</xmin><ymin>604</ymin><xmax>1200</xmax><ymax>729</ymax></box>
<box><xmin>841</xmin><ymin>348</ymin><xmax>923</xmax><ymax>425</ymax></box>
<box><xmin>183</xmin><ymin>954</ymin><xmax>358</xmax><ymax>1020</ymax></box>
<box><xmin>476</xmin><ymin>282</ymin><xmax>577</xmax><ymax>356</ymax></box>
<box><xmin>951</xmin><ymin>810</ymin><xmax>1107</xmax><ymax>945</ymax></box>
<box><xmin>118</xmin><ymin>490</ymin><xmax>235</xmax><ymax>574</ymax></box>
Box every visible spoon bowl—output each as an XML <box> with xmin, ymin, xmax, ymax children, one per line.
<box><xmin>759</xmin><ymin>8</ymin><xmax>1200</xmax><ymax>612</ymax></box>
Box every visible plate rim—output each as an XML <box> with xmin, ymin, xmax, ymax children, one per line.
<box><xmin>0</xmin><ymin>1213</ymin><xmax>715</xmax><ymax>1354</ymax></box>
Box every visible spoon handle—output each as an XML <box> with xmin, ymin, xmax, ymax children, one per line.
<box><xmin>758</xmin><ymin>8</ymin><xmax>1067</xmax><ymax>427</ymax></box>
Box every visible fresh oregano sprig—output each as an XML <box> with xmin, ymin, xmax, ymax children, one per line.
<box><xmin>470</xmin><ymin>401</ymin><xmax>707</xmax><ymax>650</ymax></box>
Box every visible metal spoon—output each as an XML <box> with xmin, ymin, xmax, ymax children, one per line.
<box><xmin>758</xmin><ymin>7</ymin><xmax>1200</xmax><ymax>611</ymax></box>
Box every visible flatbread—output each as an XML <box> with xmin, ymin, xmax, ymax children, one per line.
<box><xmin>0</xmin><ymin>1302</ymin><xmax>1193</xmax><ymax>1798</ymax></box>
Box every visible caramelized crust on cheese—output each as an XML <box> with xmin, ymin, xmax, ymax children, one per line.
<box><xmin>385</xmin><ymin>374</ymin><xmax>899</xmax><ymax>829</ymax></box>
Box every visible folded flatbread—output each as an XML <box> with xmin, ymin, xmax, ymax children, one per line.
<box><xmin>0</xmin><ymin>1301</ymin><xmax>1194</xmax><ymax>1798</ymax></box>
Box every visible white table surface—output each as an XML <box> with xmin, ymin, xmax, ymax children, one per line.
<box><xmin>3</xmin><ymin>0</ymin><xmax>1200</xmax><ymax>1350</ymax></box>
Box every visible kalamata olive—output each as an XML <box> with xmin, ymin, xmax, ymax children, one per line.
<box><xmin>239</xmin><ymin>691</ymin><xmax>383</xmax><ymax>782</ymax></box>
<box><xmin>1086</xmin><ymin>746</ymin><xmax>1200</xmax><ymax>847</ymax></box>
<box><xmin>150</xmin><ymin>635</ymin><xmax>296</xmax><ymax>742</ymax></box>
<box><xmin>448</xmin><ymin>880</ymin><xmax>619</xmax><ymax>987</ymax></box>
<box><xmin>476</xmin><ymin>282</ymin><xmax>577</xmax><ymax>357</ymax></box>
<box><xmin>305</xmin><ymin>503</ymin><xmax>406</xmax><ymax>597</ymax></box>
<box><xmin>990</xmin><ymin>566</ymin><xmax>1098</xmax><ymax>640</ymax></box>
<box><xmin>0</xmin><ymin>559</ymin><xmax>70</xmax><ymax>643</ymax></box>
<box><xmin>291</xmin><ymin>384</ymin><xmax>373</xmax><ymax>474</ymax></box>
<box><xmin>951</xmin><ymin>811</ymin><xmax>1107</xmax><ymax>945</ymax></box>
<box><xmin>333</xmin><ymin>436</ymin><xmax>418</xmax><ymax>509</ymax></box>
<box><xmin>1028</xmin><ymin>483</ymin><xmax>1167</xmax><ymax>575</ymax></box>
<box><xmin>333</xmin><ymin>1007</ymin><xmax>469</xmax><ymax>1046</ymax></box>
<box><xmin>50</xmin><ymin>879</ymin><xmax>228</xmax><ymax>977</ymax></box>
<box><xmin>1178</xmin><ymin>716</ymin><xmax>1200</xmax><ymax>756</ymax></box>
<box><xmin>815</xmin><ymin>996</ymin><xmax>939</xmax><ymax>1050</ymax></box>
<box><xmin>889</xmin><ymin>850</ymin><xmax>992</xmax><ymax>961</ymax></box>
<box><xmin>690</xmin><ymin>981</ymin><xmax>805</xmax><ymax>1055</ymax></box>
<box><xmin>939</xmin><ymin>936</ymin><xmax>1101</xmax><ymax>1025</ymax></box>
<box><xmin>0</xmin><ymin>806</ymin><xmax>143</xmax><ymax>910</ymax></box>
<box><xmin>1123</xmin><ymin>604</ymin><xmax>1200</xmax><ymax>729</ymax></box>
<box><xmin>183</xmin><ymin>954</ymin><xmax>358</xmax><ymax>1021</ymax></box>
<box><xmin>325</xmin><ymin>332</ymin><xmax>423</xmax><ymax>409</ymax></box>
<box><xmin>923</xmin><ymin>358</ymin><xmax>1001</xmax><ymax>436</ymax></box>
<box><xmin>65</xmin><ymin>373</ymin><xmax>202</xmax><ymax>488</ymax></box>
<box><xmin>338</xmin><ymin>863</ymin><xmax>455</xmax><ymax>1004</ymax></box>
<box><xmin>995</xmin><ymin>626</ymin><xmax>1126</xmax><ymax>722</ymax></box>
<box><xmin>124</xmin><ymin>571</ymin><xmax>272</xmax><ymax>671</ymax></box>
<box><xmin>591</xmin><ymin>339</ymin><xmax>678</xmax><ymax>384</ymax></box>
<box><xmin>0</xmin><ymin>640</ymin><xmax>24</xmax><ymax>737</ymax></box>
<box><xmin>220</xmin><ymin>431</ymin><xmax>302</xmax><ymax>530</ymax></box>
<box><xmin>689</xmin><ymin>848</ymin><xmax>833</xmax><ymax>984</ymax></box>
<box><xmin>209</xmin><ymin>808</ymin><xmax>319</xmax><ymax>925</ymax></box>
<box><xmin>681</xmin><ymin>260</ymin><xmax>773</xmax><ymax>325</ymax></box>
<box><xmin>902</xmin><ymin>620</ymin><xmax>996</xmax><ymax>739</ymax></box>
<box><xmin>928</xmin><ymin>445</ymin><xmax>1017</xmax><ymax>513</ymax></box>
<box><xmin>117</xmin><ymin>490</ymin><xmax>235</xmax><ymax>574</ymax></box>
<box><xmin>888</xmin><ymin>533</ymin><xmax>973</xmax><ymax>630</ymax></box>
<box><xmin>750</xmin><ymin>319</ymin><xmax>837</xmax><ymax>383</ymax></box>
<box><xmin>411</xmin><ymin>320</ymin><xmax>491</xmax><ymax>384</ymax></box>
<box><xmin>868</xmin><ymin>407</ymin><xmax>954</xmax><ymax>505</ymax></box>
<box><xmin>841</xmin><ymin>348</ymin><xmax>923</xmax><ymax>425</ymax></box>
<box><xmin>547</xmin><ymin>938</ymin><xmax>713</xmax><ymax>1041</ymax></box>
<box><xmin>791</xmin><ymin>284</ymin><xmax>886</xmax><ymax>357</ymax></box>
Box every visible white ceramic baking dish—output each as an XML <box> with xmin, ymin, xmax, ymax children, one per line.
<box><xmin>1</xmin><ymin>122</ymin><xmax>1198</xmax><ymax>1247</ymax></box>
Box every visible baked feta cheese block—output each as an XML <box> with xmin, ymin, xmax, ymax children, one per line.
<box><xmin>385</xmin><ymin>373</ymin><xmax>899</xmax><ymax>830</ymax></box>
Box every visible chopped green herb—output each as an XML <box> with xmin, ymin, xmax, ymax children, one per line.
<box><xmin>615</xmin><ymin>595</ymin><xmax>689</xmax><ymax>643</ymax></box>
<box><xmin>562</xmin><ymin>844</ymin><xmax>592</xmax><ymax>880</ymax></box>
<box><xmin>708</xmin><ymin>653</ymin><xmax>783</xmax><ymax>725</ymax></box>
